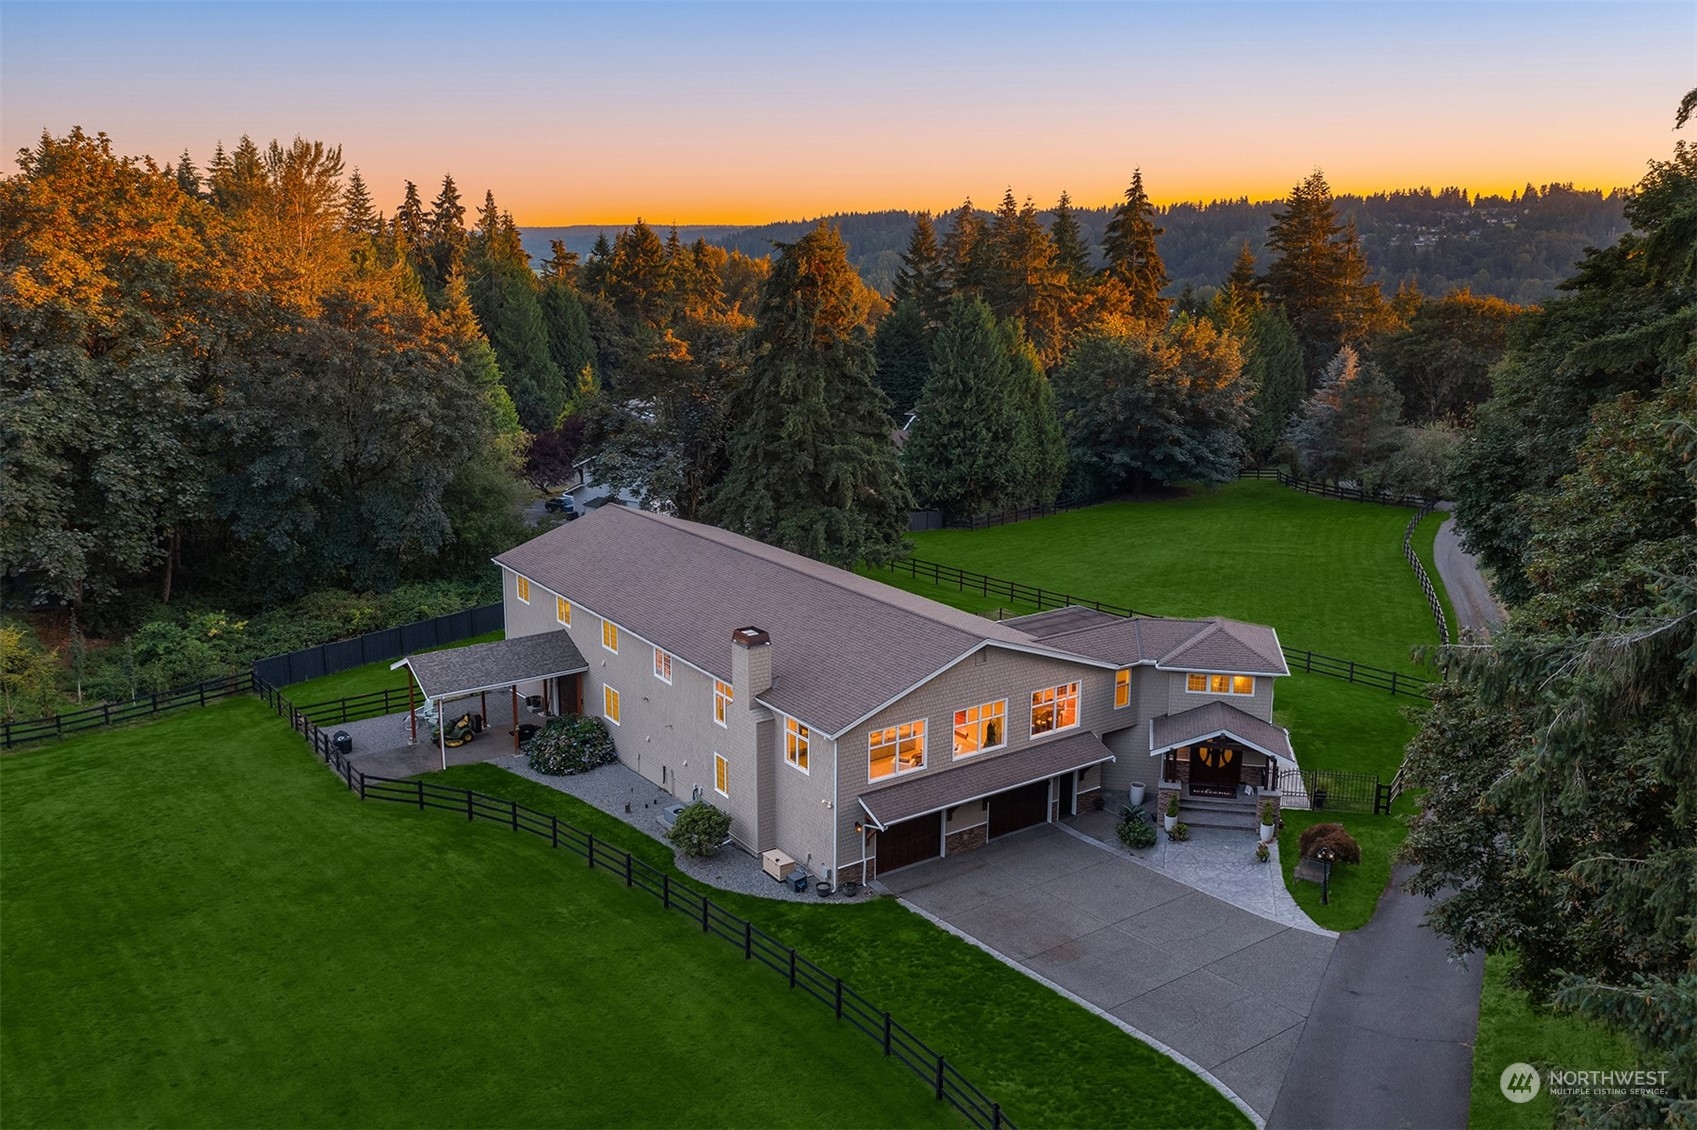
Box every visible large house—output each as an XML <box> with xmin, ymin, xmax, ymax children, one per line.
<box><xmin>490</xmin><ymin>505</ymin><xmax>1296</xmax><ymax>885</ymax></box>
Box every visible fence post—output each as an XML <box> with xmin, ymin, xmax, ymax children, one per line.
<box><xmin>152</xmin><ymin>692</ymin><xmax>159</xmax><ymax>714</ymax></box>
<box><xmin>587</xmin><ymin>833</ymin><xmax>595</xmax><ymax>867</ymax></box>
<box><xmin>199</xmin><ymin>683</ymin><xmax>206</xmax><ymax>707</ymax></box>
<box><xmin>701</xmin><ymin>896</ymin><xmax>710</xmax><ymax>933</ymax></box>
<box><xmin>935</xmin><ymin>1055</ymin><xmax>946</xmax><ymax>1101</ymax></box>
<box><xmin>551</xmin><ymin>814</ymin><xmax>559</xmax><ymax>849</ymax></box>
<box><xmin>743</xmin><ymin>920</ymin><xmax>752</xmax><ymax>959</ymax></box>
<box><xmin>834</xmin><ymin>977</ymin><xmax>843</xmax><ymax>1019</ymax></box>
<box><xmin>417</xmin><ymin>780</ymin><xmax>425</xmax><ymax>810</ymax></box>
<box><xmin>1348</xmin><ymin>660</ymin><xmax>1356</xmax><ymax>683</ymax></box>
<box><xmin>357</xmin><ymin>771</ymin><xmax>366</xmax><ymax>801</ymax></box>
<box><xmin>510</xmin><ymin>799</ymin><xmax>518</xmax><ymax>831</ymax></box>
<box><xmin>883</xmin><ymin>1012</ymin><xmax>892</xmax><ymax>1055</ymax></box>
<box><xmin>625</xmin><ymin>853</ymin><xmax>633</xmax><ymax>887</ymax></box>
<box><xmin>1390</xmin><ymin>672</ymin><xmax>1399</xmax><ymax>696</ymax></box>
<box><xmin>993</xmin><ymin>1104</ymin><xmax>1002</xmax><ymax>1128</ymax></box>
<box><xmin>663</xmin><ymin>873</ymin><xmax>671</xmax><ymax>910</ymax></box>
<box><xmin>466</xmin><ymin>790</ymin><xmax>474</xmax><ymax>822</ymax></box>
<box><xmin>788</xmin><ymin>948</ymin><xmax>797</xmax><ymax>988</ymax></box>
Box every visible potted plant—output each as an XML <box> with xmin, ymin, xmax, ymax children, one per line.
<box><xmin>1129</xmin><ymin>781</ymin><xmax>1147</xmax><ymax>807</ymax></box>
<box><xmin>1168</xmin><ymin>821</ymin><xmax>1190</xmax><ymax>842</ymax></box>
<box><xmin>1258</xmin><ymin>800</ymin><xmax>1277</xmax><ymax>842</ymax></box>
<box><xmin>1163</xmin><ymin>794</ymin><xmax>1179</xmax><ymax>833</ymax></box>
<box><xmin>1255</xmin><ymin>841</ymin><xmax>1271</xmax><ymax>863</ymax></box>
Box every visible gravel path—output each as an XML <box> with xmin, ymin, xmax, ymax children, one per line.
<box><xmin>1433</xmin><ymin>514</ymin><xmax>1505</xmax><ymax>635</ymax></box>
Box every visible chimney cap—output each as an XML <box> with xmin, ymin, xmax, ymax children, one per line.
<box><xmin>732</xmin><ymin>626</ymin><xmax>770</xmax><ymax>648</ymax></box>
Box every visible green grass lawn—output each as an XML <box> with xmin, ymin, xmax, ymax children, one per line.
<box><xmin>901</xmin><ymin>480</ymin><xmax>1443</xmax><ymax>674</ymax></box>
<box><xmin>1468</xmin><ymin>953</ymin><xmax>1639</xmax><ymax>1129</ymax></box>
<box><xmin>1</xmin><ymin>701</ymin><xmax>1247</xmax><ymax>1129</ymax></box>
<box><xmin>284</xmin><ymin>629</ymin><xmax>504</xmax><ymax>702</ymax></box>
<box><xmin>1273</xmin><ymin>809</ymin><xmax>1407</xmax><ymax>932</ymax></box>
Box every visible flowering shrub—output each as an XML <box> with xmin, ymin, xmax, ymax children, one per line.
<box><xmin>524</xmin><ymin>714</ymin><xmax>617</xmax><ymax>776</ymax></box>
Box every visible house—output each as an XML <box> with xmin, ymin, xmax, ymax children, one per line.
<box><xmin>489</xmin><ymin>505</ymin><xmax>1296</xmax><ymax>885</ymax></box>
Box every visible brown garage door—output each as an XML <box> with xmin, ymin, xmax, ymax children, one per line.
<box><xmin>876</xmin><ymin>814</ymin><xmax>941</xmax><ymax>874</ymax></box>
<box><xmin>989</xmin><ymin>779</ymin><xmax>1051</xmax><ymax>838</ymax></box>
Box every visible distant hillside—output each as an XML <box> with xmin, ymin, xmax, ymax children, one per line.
<box><xmin>519</xmin><ymin>224</ymin><xmax>741</xmax><ymax>264</ymax></box>
<box><xmin>521</xmin><ymin>185</ymin><xmax>1628</xmax><ymax>305</ymax></box>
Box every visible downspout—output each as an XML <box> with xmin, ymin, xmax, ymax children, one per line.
<box><xmin>831</xmin><ymin>737</ymin><xmax>840</xmax><ymax>886</ymax></box>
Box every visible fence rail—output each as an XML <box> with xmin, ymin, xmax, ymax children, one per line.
<box><xmin>1403</xmin><ymin>506</ymin><xmax>1452</xmax><ymax>645</ymax></box>
<box><xmin>951</xmin><ymin>499</ymin><xmax>1091</xmax><ymax>531</ymax></box>
<box><xmin>879</xmin><ymin>557</ymin><xmax>1436</xmax><ymax>699</ymax></box>
<box><xmin>1276</xmin><ymin>766</ymin><xmax>1391</xmax><ymax>815</ymax></box>
<box><xmin>1</xmin><ymin>672</ymin><xmax>254</xmax><ymax>751</ymax></box>
<box><xmin>295</xmin><ymin>686</ymin><xmax>417</xmax><ymax>727</ymax></box>
<box><xmin>1243</xmin><ymin>467</ymin><xmax>1441</xmax><ymax>511</ymax></box>
<box><xmin>254</xmin><ymin>676</ymin><xmax>1013</xmax><ymax>1130</ymax></box>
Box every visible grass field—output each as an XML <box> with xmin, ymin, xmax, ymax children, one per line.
<box><xmin>1273</xmin><ymin>810</ymin><xmax>1408</xmax><ymax>932</ymax></box>
<box><xmin>903</xmin><ymin>481</ymin><xmax>1447</xmax><ymax>674</ymax></box>
<box><xmin>283</xmin><ymin>629</ymin><xmax>504</xmax><ymax>702</ymax></box>
<box><xmin>1</xmin><ymin>701</ymin><xmax>1246</xmax><ymax>1129</ymax></box>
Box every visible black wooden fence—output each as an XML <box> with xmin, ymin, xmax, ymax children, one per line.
<box><xmin>950</xmin><ymin>499</ymin><xmax>1091</xmax><ymax>530</ymax></box>
<box><xmin>878</xmin><ymin>557</ymin><xmax>1437</xmax><ymax>699</ymax></box>
<box><xmin>295</xmin><ymin>686</ymin><xmax>418</xmax><ymax>727</ymax></box>
<box><xmin>253</xmin><ymin>676</ymin><xmax>1015</xmax><ymax>1130</ymax></box>
<box><xmin>1</xmin><ymin>672</ymin><xmax>254</xmax><ymax>750</ymax></box>
<box><xmin>1241</xmin><ymin>466</ymin><xmax>1441</xmax><ymax>510</ymax></box>
<box><xmin>1403</xmin><ymin>507</ymin><xmax>1451</xmax><ymax>645</ymax></box>
<box><xmin>250</xmin><ymin>603</ymin><xmax>502</xmax><ymax>687</ymax></box>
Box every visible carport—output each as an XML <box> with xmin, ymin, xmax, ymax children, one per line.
<box><xmin>391</xmin><ymin>633</ymin><xmax>589</xmax><ymax>770</ymax></box>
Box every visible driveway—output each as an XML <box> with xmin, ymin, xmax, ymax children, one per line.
<box><xmin>1433</xmin><ymin>514</ymin><xmax>1504</xmax><ymax>634</ymax></box>
<box><xmin>881</xmin><ymin>825</ymin><xmax>1335</xmax><ymax>1122</ymax></box>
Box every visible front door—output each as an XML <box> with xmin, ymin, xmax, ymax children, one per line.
<box><xmin>1189</xmin><ymin>744</ymin><xmax>1240</xmax><ymax>796</ymax></box>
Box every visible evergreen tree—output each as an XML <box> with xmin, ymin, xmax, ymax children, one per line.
<box><xmin>605</xmin><ymin>219</ymin><xmax>668</xmax><ymax>325</ymax></box>
<box><xmin>707</xmin><ymin>224</ymin><xmax>910</xmax><ymax>566</ymax></box>
<box><xmin>903</xmin><ymin>295</ymin><xmax>1020</xmax><ymax>516</ymax></box>
<box><xmin>1262</xmin><ymin>170</ymin><xmax>1387</xmax><ymax>379</ymax></box>
<box><xmin>542</xmin><ymin>239</ymin><xmax>580</xmax><ymax>284</ymax></box>
<box><xmin>1241</xmin><ymin>307</ymin><xmax>1306</xmax><ymax>460</ymax></box>
<box><xmin>1286</xmin><ymin>345</ymin><xmax>1402</xmax><ymax>483</ymax></box>
<box><xmin>392</xmin><ymin>180</ymin><xmax>428</xmax><ymax>258</ymax></box>
<box><xmin>340</xmin><ymin>169</ymin><xmax>378</xmax><ymax>236</ymax></box>
<box><xmin>941</xmin><ymin>199</ymin><xmax>987</xmax><ymax>294</ymax></box>
<box><xmin>422</xmin><ymin>173</ymin><xmax>469</xmax><ymax>296</ymax></box>
<box><xmin>891</xmin><ymin>211</ymin><xmax>947</xmax><ymax>332</ymax></box>
<box><xmin>581</xmin><ymin>231</ymin><xmax>613</xmax><ymax>300</ymax></box>
<box><xmin>982</xmin><ymin>193</ymin><xmax>1066</xmax><ymax>363</ymax></box>
<box><xmin>1002</xmin><ymin>319</ymin><xmax>1067</xmax><ymax>506</ymax></box>
<box><xmin>209</xmin><ymin>135</ymin><xmax>264</xmax><ymax>213</ymax></box>
<box><xmin>1100</xmin><ymin>168</ymin><xmax>1169</xmax><ymax>321</ymax></box>
<box><xmin>873</xmin><ymin>298</ymin><xmax>929</xmax><ymax>418</ymax></box>
<box><xmin>174</xmin><ymin>149</ymin><xmax>201</xmax><ymax>198</ymax></box>
<box><xmin>1217</xmin><ymin>241</ymin><xmax>1262</xmax><ymax>321</ymax></box>
<box><xmin>470</xmin><ymin>250</ymin><xmax>565</xmax><ymax>429</ymax></box>
<box><xmin>538</xmin><ymin>276</ymin><xmax>596</xmax><ymax>412</ymax></box>
<box><xmin>1049</xmin><ymin>190</ymin><xmax>1091</xmax><ymax>285</ymax></box>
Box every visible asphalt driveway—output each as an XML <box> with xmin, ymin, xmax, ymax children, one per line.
<box><xmin>881</xmin><ymin>825</ymin><xmax>1335</xmax><ymax>1121</ymax></box>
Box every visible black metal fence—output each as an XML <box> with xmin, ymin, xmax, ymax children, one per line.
<box><xmin>1403</xmin><ymin>506</ymin><xmax>1451</xmax><ymax>645</ymax></box>
<box><xmin>1276</xmin><ymin>766</ymin><xmax>1394</xmax><ymax>815</ymax></box>
<box><xmin>878</xmin><ymin>557</ymin><xmax>1436</xmax><ymax>699</ymax></box>
<box><xmin>1</xmin><ymin>672</ymin><xmax>254</xmax><ymax>750</ymax></box>
<box><xmin>253</xmin><ymin>676</ymin><xmax>1015</xmax><ymax>1130</ymax></box>
<box><xmin>250</xmin><ymin>603</ymin><xmax>502</xmax><ymax>687</ymax></box>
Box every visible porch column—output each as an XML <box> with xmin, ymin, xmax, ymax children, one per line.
<box><xmin>511</xmin><ymin>685</ymin><xmax>520</xmax><ymax>755</ymax></box>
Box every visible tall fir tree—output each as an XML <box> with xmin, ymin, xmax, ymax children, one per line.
<box><xmin>173</xmin><ymin>149</ymin><xmax>201</xmax><ymax>198</ymax></box>
<box><xmin>873</xmin><ymin>299</ymin><xmax>930</xmax><ymax>418</ymax></box>
<box><xmin>1001</xmin><ymin>319</ymin><xmax>1067</xmax><ymax>506</ymax></box>
<box><xmin>340</xmin><ymin>169</ymin><xmax>378</xmax><ymax>236</ymax></box>
<box><xmin>421</xmin><ymin>173</ymin><xmax>469</xmax><ymax>298</ymax></box>
<box><xmin>392</xmin><ymin>180</ymin><xmax>428</xmax><ymax>260</ymax></box>
<box><xmin>707</xmin><ymin>224</ymin><xmax>910</xmax><ymax>566</ymax></box>
<box><xmin>891</xmin><ymin>211</ymin><xmax>947</xmax><ymax>333</ymax></box>
<box><xmin>1100</xmin><ymin>168</ymin><xmax>1169</xmax><ymax>322</ymax></box>
<box><xmin>1240</xmin><ymin>307</ymin><xmax>1306</xmax><ymax>460</ymax></box>
<box><xmin>1049</xmin><ymin>190</ymin><xmax>1091</xmax><ymax>286</ymax></box>
<box><xmin>941</xmin><ymin>199</ymin><xmax>987</xmax><ymax>295</ymax></box>
<box><xmin>903</xmin><ymin>295</ymin><xmax>1020</xmax><ymax>516</ymax></box>
<box><xmin>1262</xmin><ymin>170</ymin><xmax>1387</xmax><ymax>380</ymax></box>
<box><xmin>581</xmin><ymin>232</ymin><xmax>614</xmax><ymax>300</ymax></box>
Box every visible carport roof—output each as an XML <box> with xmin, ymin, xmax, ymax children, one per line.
<box><xmin>857</xmin><ymin>731</ymin><xmax>1116</xmax><ymax>830</ymax></box>
<box><xmin>394</xmin><ymin>633</ymin><xmax>588</xmax><ymax>700</ymax></box>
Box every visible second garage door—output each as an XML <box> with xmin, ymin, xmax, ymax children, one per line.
<box><xmin>876</xmin><ymin>814</ymin><xmax>942</xmax><ymax>874</ymax></box>
<box><xmin>988</xmin><ymin>779</ymin><xmax>1051</xmax><ymax>838</ymax></box>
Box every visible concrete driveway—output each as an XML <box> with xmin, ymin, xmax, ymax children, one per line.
<box><xmin>881</xmin><ymin>824</ymin><xmax>1335</xmax><ymax>1123</ymax></box>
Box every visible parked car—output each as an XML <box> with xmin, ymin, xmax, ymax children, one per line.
<box><xmin>543</xmin><ymin>493</ymin><xmax>578</xmax><ymax>519</ymax></box>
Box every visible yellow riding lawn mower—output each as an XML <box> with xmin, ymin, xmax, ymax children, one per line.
<box><xmin>431</xmin><ymin>711</ymin><xmax>482</xmax><ymax>747</ymax></box>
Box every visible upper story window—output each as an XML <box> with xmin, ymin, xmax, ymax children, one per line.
<box><xmin>602</xmin><ymin>620</ymin><xmax>619</xmax><ymax>653</ymax></box>
<box><xmin>1031</xmin><ymin>682</ymin><xmax>1080</xmax><ymax>737</ymax></box>
<box><xmin>653</xmin><ymin>647</ymin><xmax>672</xmax><ymax>683</ymax></box>
<box><xmin>785</xmin><ymin>718</ymin><xmax>810</xmax><ymax>771</ymax></box>
<box><xmin>603</xmin><ymin>685</ymin><xmax>621</xmax><ymax>725</ymax></box>
<box><xmin>1186</xmin><ymin>673</ymin><xmax>1255</xmax><ymax>696</ymax></box>
<box><xmin>516</xmin><ymin>575</ymin><xmax>531</xmax><ymax>603</ymax></box>
<box><xmin>1114</xmin><ymin>669</ymin><xmax>1131</xmax><ymax>709</ymax></box>
<box><xmin>556</xmin><ymin>596</ymin><xmax>571</xmax><ymax>626</ymax></box>
<box><xmin>869</xmin><ymin>720</ymin><xmax>926</xmax><ymax>781</ymax></box>
<box><xmin>714</xmin><ymin>679</ymin><xmax>733</xmax><ymax>727</ymax></box>
<box><xmin>952</xmin><ymin>700</ymin><xmax>1006</xmax><ymax>758</ymax></box>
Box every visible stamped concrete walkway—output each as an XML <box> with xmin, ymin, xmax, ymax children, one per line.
<box><xmin>881</xmin><ymin>824</ymin><xmax>1335</xmax><ymax>1122</ymax></box>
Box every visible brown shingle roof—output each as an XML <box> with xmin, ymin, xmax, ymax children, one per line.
<box><xmin>494</xmin><ymin>507</ymin><xmax>1044</xmax><ymax>735</ymax></box>
<box><xmin>856</xmin><ymin>731</ymin><xmax>1116</xmax><ymax>828</ymax></box>
<box><xmin>1148</xmin><ymin>701</ymin><xmax>1295</xmax><ymax>762</ymax></box>
<box><xmin>1008</xmin><ymin>607</ymin><xmax>1289</xmax><ymax>676</ymax></box>
<box><xmin>400</xmin><ymin>633</ymin><xmax>588</xmax><ymax>700</ymax></box>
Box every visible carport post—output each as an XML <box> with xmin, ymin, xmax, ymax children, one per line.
<box><xmin>511</xmin><ymin>685</ymin><xmax>520</xmax><ymax>754</ymax></box>
<box><xmin>480</xmin><ymin>690</ymin><xmax>487</xmax><ymax>726</ymax></box>
<box><xmin>408</xmin><ymin>675</ymin><xmax>416</xmax><ymax>744</ymax></box>
<box><xmin>438</xmin><ymin>700</ymin><xmax>447</xmax><ymax>772</ymax></box>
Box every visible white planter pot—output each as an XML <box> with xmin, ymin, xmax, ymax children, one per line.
<box><xmin>1164</xmin><ymin>814</ymin><xmax>1177</xmax><ymax>833</ymax></box>
<box><xmin>1129</xmin><ymin>782</ymin><xmax>1147</xmax><ymax>807</ymax></box>
<box><xmin>1260</xmin><ymin>822</ymin><xmax>1275</xmax><ymax>842</ymax></box>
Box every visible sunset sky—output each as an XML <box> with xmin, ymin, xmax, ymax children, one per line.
<box><xmin>3</xmin><ymin>1</ymin><xmax>1692</xmax><ymax>225</ymax></box>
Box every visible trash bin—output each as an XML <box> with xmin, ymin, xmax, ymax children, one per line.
<box><xmin>332</xmin><ymin>730</ymin><xmax>352</xmax><ymax>757</ymax></box>
<box><xmin>790</xmin><ymin>872</ymin><xmax>809</xmax><ymax>893</ymax></box>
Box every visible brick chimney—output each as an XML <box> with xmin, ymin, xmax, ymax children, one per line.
<box><xmin>731</xmin><ymin>626</ymin><xmax>772</xmax><ymax>699</ymax></box>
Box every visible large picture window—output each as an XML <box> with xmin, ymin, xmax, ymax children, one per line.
<box><xmin>1186</xmin><ymin>673</ymin><xmax>1255</xmax><ymax>696</ymax></box>
<box><xmin>1031</xmin><ymin>682</ymin><xmax>1080</xmax><ymax>737</ymax></box>
<box><xmin>952</xmin><ymin>700</ymin><xmax>1006</xmax><ymax>758</ymax></box>
<box><xmin>869</xmin><ymin>720</ymin><xmax>926</xmax><ymax>781</ymax></box>
<box><xmin>714</xmin><ymin>679</ymin><xmax>733</xmax><ymax>727</ymax></box>
<box><xmin>785</xmin><ymin>718</ymin><xmax>810</xmax><ymax>771</ymax></box>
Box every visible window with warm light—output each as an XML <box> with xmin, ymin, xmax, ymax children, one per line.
<box><xmin>714</xmin><ymin>679</ymin><xmax>733</xmax><ymax>727</ymax></box>
<box><xmin>516</xmin><ymin>575</ymin><xmax>530</xmax><ymax>603</ymax></box>
<box><xmin>785</xmin><ymin>718</ymin><xmax>810</xmax><ymax>771</ymax></box>
<box><xmin>602</xmin><ymin>620</ymin><xmax>618</xmax><ymax>653</ymax></box>
<box><xmin>1031</xmin><ymin>682</ymin><xmax>1080</xmax><ymax>736</ymax></box>
<box><xmin>1186</xmin><ymin>673</ymin><xmax>1255</xmax><ymax>696</ymax></box>
<box><xmin>714</xmin><ymin>753</ymin><xmax>728</xmax><ymax>796</ymax></box>
<box><xmin>653</xmin><ymin>647</ymin><xmax>672</xmax><ymax>683</ymax></box>
<box><xmin>603</xmin><ymin>685</ymin><xmax>620</xmax><ymax>725</ymax></box>
<box><xmin>952</xmin><ymin>700</ymin><xmax>1006</xmax><ymax>757</ymax></box>
<box><xmin>555</xmin><ymin>596</ymin><xmax>571</xmax><ymax>625</ymax></box>
<box><xmin>1114</xmin><ymin>669</ymin><xmax>1131</xmax><ymax>708</ymax></box>
<box><xmin>869</xmin><ymin>720</ymin><xmax>926</xmax><ymax>781</ymax></box>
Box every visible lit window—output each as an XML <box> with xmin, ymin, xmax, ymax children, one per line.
<box><xmin>516</xmin><ymin>575</ymin><xmax>531</xmax><ymax>603</ymax></box>
<box><xmin>785</xmin><ymin>718</ymin><xmax>810</xmax><ymax>771</ymax></box>
<box><xmin>714</xmin><ymin>679</ymin><xmax>733</xmax><ymax>727</ymax></box>
<box><xmin>602</xmin><ymin>620</ymin><xmax>618</xmax><ymax>653</ymax></box>
<box><xmin>1232</xmin><ymin>675</ymin><xmax>1254</xmax><ymax>695</ymax></box>
<box><xmin>869</xmin><ymin>720</ymin><xmax>926</xmax><ymax>781</ymax></box>
<box><xmin>1186</xmin><ymin>673</ymin><xmax>1255</xmax><ymax>696</ymax></box>
<box><xmin>1187</xmin><ymin>673</ymin><xmax>1208</xmax><ymax>693</ymax></box>
<box><xmin>1031</xmin><ymin>682</ymin><xmax>1080</xmax><ymax>737</ymax></box>
<box><xmin>653</xmin><ymin>647</ymin><xmax>672</xmax><ymax>683</ymax></box>
<box><xmin>555</xmin><ymin>596</ymin><xmax>571</xmax><ymax>625</ymax></box>
<box><xmin>714</xmin><ymin>753</ymin><xmax>728</xmax><ymax>797</ymax></box>
<box><xmin>1114</xmin><ymin>669</ymin><xmax>1130</xmax><ymax>709</ymax></box>
<box><xmin>603</xmin><ymin>685</ymin><xmax>620</xmax><ymax>725</ymax></box>
<box><xmin>952</xmin><ymin>700</ymin><xmax>1006</xmax><ymax>757</ymax></box>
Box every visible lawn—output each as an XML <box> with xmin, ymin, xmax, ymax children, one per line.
<box><xmin>1273</xmin><ymin>809</ymin><xmax>1408</xmax><ymax>932</ymax></box>
<box><xmin>1</xmin><ymin>701</ymin><xmax>1248</xmax><ymax>1130</ymax></box>
<box><xmin>899</xmin><ymin>480</ymin><xmax>1446</xmax><ymax>674</ymax></box>
<box><xmin>1468</xmin><ymin>953</ymin><xmax>1638</xmax><ymax>1129</ymax></box>
<box><xmin>283</xmin><ymin>628</ymin><xmax>504</xmax><ymax>702</ymax></box>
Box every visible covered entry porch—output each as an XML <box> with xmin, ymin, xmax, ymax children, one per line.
<box><xmin>1148</xmin><ymin>701</ymin><xmax>1298</xmax><ymax>817</ymax></box>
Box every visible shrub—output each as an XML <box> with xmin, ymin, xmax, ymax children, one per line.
<box><xmin>1168</xmin><ymin>821</ymin><xmax>1191</xmax><ymax>842</ymax></box>
<box><xmin>1166</xmin><ymin>794</ymin><xmax>1180</xmax><ymax>818</ymax></box>
<box><xmin>1297</xmin><ymin>822</ymin><xmax>1362</xmax><ymax>865</ymax></box>
<box><xmin>667</xmin><ymin>801</ymin><xmax>731</xmax><ymax>858</ymax></box>
<box><xmin>1255</xmin><ymin>841</ymin><xmax>1271</xmax><ymax>863</ymax></box>
<box><xmin>1259</xmin><ymin>800</ymin><xmax>1278</xmax><ymax>825</ymax></box>
<box><xmin>524</xmin><ymin>714</ymin><xmax>617</xmax><ymax>776</ymax></box>
<box><xmin>1117</xmin><ymin>806</ymin><xmax>1157</xmax><ymax>850</ymax></box>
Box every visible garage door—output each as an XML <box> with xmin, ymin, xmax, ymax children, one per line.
<box><xmin>989</xmin><ymin>779</ymin><xmax>1050</xmax><ymax>838</ymax></box>
<box><xmin>876</xmin><ymin>814</ymin><xmax>941</xmax><ymax>874</ymax></box>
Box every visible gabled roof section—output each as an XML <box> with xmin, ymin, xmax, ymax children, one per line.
<box><xmin>493</xmin><ymin>507</ymin><xmax>1043</xmax><ymax>735</ymax></box>
<box><xmin>1003</xmin><ymin>605</ymin><xmax>1289</xmax><ymax>677</ymax></box>
<box><xmin>395</xmin><ymin>633</ymin><xmax>588</xmax><ymax>701</ymax></box>
<box><xmin>1149</xmin><ymin>701</ymin><xmax>1296</xmax><ymax>763</ymax></box>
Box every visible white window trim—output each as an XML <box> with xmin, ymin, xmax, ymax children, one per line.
<box><xmin>653</xmin><ymin>647</ymin><xmax>672</xmax><ymax>684</ymax></box>
<box><xmin>784</xmin><ymin>716</ymin><xmax>811</xmax><ymax>775</ymax></box>
<box><xmin>1114</xmin><ymin>669</ymin><xmax>1131</xmax><ymax>709</ymax></box>
<box><xmin>713</xmin><ymin>679</ymin><xmax>732</xmax><ymax>729</ymax></box>
<box><xmin>1030</xmin><ymin>682</ymin><xmax>1082</xmax><ymax>740</ymax></box>
<box><xmin>713</xmin><ymin>752</ymin><xmax>729</xmax><ymax>797</ymax></box>
<box><xmin>1185</xmin><ymin>672</ymin><xmax>1256</xmax><ymax>696</ymax></box>
<box><xmin>603</xmin><ymin>684</ymin><xmax>621</xmax><ymax>725</ymax></box>
<box><xmin>602</xmin><ymin>619</ymin><xmax>619</xmax><ymax>654</ymax></box>
<box><xmin>555</xmin><ymin>596</ymin><xmax>571</xmax><ymax>626</ymax></box>
<box><xmin>868</xmin><ymin>719</ymin><xmax>927</xmax><ymax>784</ymax></box>
<box><xmin>515</xmin><ymin>574</ymin><xmax>531</xmax><ymax>604</ymax></box>
<box><xmin>952</xmin><ymin>699</ymin><xmax>1008</xmax><ymax>760</ymax></box>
